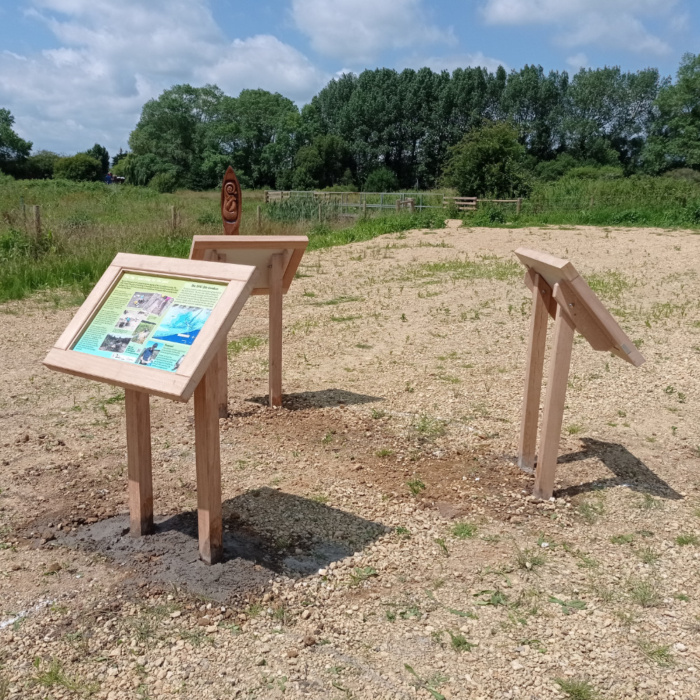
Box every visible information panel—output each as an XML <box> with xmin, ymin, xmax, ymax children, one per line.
<box><xmin>72</xmin><ymin>273</ymin><xmax>226</xmax><ymax>373</ymax></box>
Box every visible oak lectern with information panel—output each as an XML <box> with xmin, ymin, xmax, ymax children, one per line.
<box><xmin>43</xmin><ymin>253</ymin><xmax>257</xmax><ymax>564</ymax></box>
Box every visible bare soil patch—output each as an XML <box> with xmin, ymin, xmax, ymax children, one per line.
<box><xmin>1</xmin><ymin>224</ymin><xmax>699</xmax><ymax>699</ymax></box>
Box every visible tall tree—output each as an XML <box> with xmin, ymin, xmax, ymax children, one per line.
<box><xmin>644</xmin><ymin>53</ymin><xmax>700</xmax><ymax>172</ymax></box>
<box><xmin>0</xmin><ymin>108</ymin><xmax>32</xmax><ymax>176</ymax></box>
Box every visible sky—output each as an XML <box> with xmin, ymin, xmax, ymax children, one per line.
<box><xmin>0</xmin><ymin>0</ymin><xmax>698</xmax><ymax>157</ymax></box>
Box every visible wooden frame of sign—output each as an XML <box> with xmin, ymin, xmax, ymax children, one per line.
<box><xmin>43</xmin><ymin>253</ymin><xmax>257</xmax><ymax>564</ymax></box>
<box><xmin>514</xmin><ymin>248</ymin><xmax>645</xmax><ymax>501</ymax></box>
<box><xmin>189</xmin><ymin>235</ymin><xmax>308</xmax><ymax>411</ymax></box>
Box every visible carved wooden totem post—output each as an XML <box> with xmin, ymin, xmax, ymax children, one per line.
<box><xmin>221</xmin><ymin>166</ymin><xmax>242</xmax><ymax>235</ymax></box>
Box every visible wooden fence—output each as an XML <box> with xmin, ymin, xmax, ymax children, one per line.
<box><xmin>264</xmin><ymin>190</ymin><xmax>522</xmax><ymax>214</ymax></box>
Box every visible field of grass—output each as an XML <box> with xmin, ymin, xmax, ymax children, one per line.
<box><xmin>3</xmin><ymin>174</ymin><xmax>700</xmax><ymax>304</ymax></box>
<box><xmin>0</xmin><ymin>180</ymin><xmax>444</xmax><ymax>303</ymax></box>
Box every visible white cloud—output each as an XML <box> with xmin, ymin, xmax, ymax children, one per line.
<box><xmin>481</xmin><ymin>0</ymin><xmax>678</xmax><ymax>55</ymax></box>
<box><xmin>291</xmin><ymin>0</ymin><xmax>455</xmax><ymax>64</ymax></box>
<box><xmin>415</xmin><ymin>52</ymin><xmax>506</xmax><ymax>74</ymax></box>
<box><xmin>566</xmin><ymin>53</ymin><xmax>589</xmax><ymax>71</ymax></box>
<box><xmin>0</xmin><ymin>0</ymin><xmax>328</xmax><ymax>154</ymax></box>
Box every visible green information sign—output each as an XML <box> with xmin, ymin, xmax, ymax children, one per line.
<box><xmin>73</xmin><ymin>272</ymin><xmax>226</xmax><ymax>373</ymax></box>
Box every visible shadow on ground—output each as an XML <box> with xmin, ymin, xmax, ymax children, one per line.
<box><xmin>58</xmin><ymin>488</ymin><xmax>388</xmax><ymax>602</ymax></box>
<box><xmin>248</xmin><ymin>388</ymin><xmax>384</xmax><ymax>410</ymax></box>
<box><xmin>555</xmin><ymin>438</ymin><xmax>682</xmax><ymax>500</ymax></box>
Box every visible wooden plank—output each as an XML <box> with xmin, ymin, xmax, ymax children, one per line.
<box><xmin>194</xmin><ymin>364</ymin><xmax>223</xmax><ymax>565</ymax></box>
<box><xmin>125</xmin><ymin>389</ymin><xmax>153</xmax><ymax>536</ymax></box>
<box><xmin>44</xmin><ymin>348</ymin><xmax>190</xmax><ymax>402</ymax></box>
<box><xmin>567</xmin><ymin>276</ymin><xmax>645</xmax><ymax>367</ymax></box>
<box><xmin>514</xmin><ymin>248</ymin><xmax>579</xmax><ymax>286</ymax></box>
<box><xmin>534</xmin><ymin>297</ymin><xmax>576</xmax><ymax>500</ymax></box>
<box><xmin>524</xmin><ymin>268</ymin><xmax>557</xmax><ymax>319</ymax></box>
<box><xmin>53</xmin><ymin>264</ymin><xmax>122</xmax><ymax>350</ymax></box>
<box><xmin>112</xmin><ymin>253</ymin><xmax>254</xmax><ymax>283</ymax></box>
<box><xmin>517</xmin><ymin>273</ymin><xmax>551</xmax><ymax>474</ymax></box>
<box><xmin>552</xmin><ymin>279</ymin><xmax>611</xmax><ymax>352</ymax></box>
<box><xmin>269</xmin><ymin>253</ymin><xmax>284</xmax><ymax>407</ymax></box>
<box><xmin>214</xmin><ymin>342</ymin><xmax>228</xmax><ymax>418</ymax></box>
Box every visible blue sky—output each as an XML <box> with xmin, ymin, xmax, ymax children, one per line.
<box><xmin>0</xmin><ymin>0</ymin><xmax>697</xmax><ymax>156</ymax></box>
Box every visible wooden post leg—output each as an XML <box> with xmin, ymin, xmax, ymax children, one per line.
<box><xmin>533</xmin><ymin>299</ymin><xmax>575</xmax><ymax>501</ymax></box>
<box><xmin>125</xmin><ymin>389</ymin><xmax>153</xmax><ymax>536</ymax></box>
<box><xmin>269</xmin><ymin>253</ymin><xmax>284</xmax><ymax>408</ymax></box>
<box><xmin>214</xmin><ymin>342</ymin><xmax>228</xmax><ymax>418</ymax></box>
<box><xmin>517</xmin><ymin>273</ymin><xmax>551</xmax><ymax>473</ymax></box>
<box><xmin>194</xmin><ymin>364</ymin><xmax>223</xmax><ymax>564</ymax></box>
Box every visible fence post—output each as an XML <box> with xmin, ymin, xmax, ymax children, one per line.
<box><xmin>170</xmin><ymin>206</ymin><xmax>178</xmax><ymax>229</ymax></box>
<box><xmin>256</xmin><ymin>205</ymin><xmax>261</xmax><ymax>228</ymax></box>
<box><xmin>517</xmin><ymin>198</ymin><xmax>522</xmax><ymax>216</ymax></box>
<box><xmin>20</xmin><ymin>197</ymin><xmax>26</xmax><ymax>223</ymax></box>
<box><xmin>33</xmin><ymin>205</ymin><xmax>41</xmax><ymax>236</ymax></box>
<box><xmin>409</xmin><ymin>198</ymin><xmax>415</xmax><ymax>213</ymax></box>
<box><xmin>396</xmin><ymin>199</ymin><xmax>400</xmax><ymax>213</ymax></box>
<box><xmin>362</xmin><ymin>196</ymin><xmax>367</xmax><ymax>217</ymax></box>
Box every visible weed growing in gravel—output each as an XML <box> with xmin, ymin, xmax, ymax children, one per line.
<box><xmin>554</xmin><ymin>678</ymin><xmax>600</xmax><ymax>699</ymax></box>
<box><xmin>370</xmin><ymin>408</ymin><xmax>386</xmax><ymax>419</ymax></box>
<box><xmin>395</xmin><ymin>526</ymin><xmax>411</xmax><ymax>538</ymax></box>
<box><xmin>611</xmin><ymin>534</ymin><xmax>634</xmax><ymax>545</ymax></box>
<box><xmin>675</xmin><ymin>534</ymin><xmax>699</xmax><ymax>546</ymax></box>
<box><xmin>376</xmin><ymin>448</ymin><xmax>394</xmax><ymax>457</ymax></box>
<box><xmin>0</xmin><ymin>677</ymin><xmax>8</xmax><ymax>700</ymax></box>
<box><xmin>414</xmin><ymin>414</ymin><xmax>447</xmax><ymax>439</ymax></box>
<box><xmin>474</xmin><ymin>589</ymin><xmax>509</xmax><ymax>606</ymax></box>
<box><xmin>179</xmin><ymin>628</ymin><xmax>214</xmax><ymax>647</ymax></box>
<box><xmin>227</xmin><ymin>335</ymin><xmax>265</xmax><ymax>355</ymax></box>
<box><xmin>637</xmin><ymin>639</ymin><xmax>674</xmax><ymax>666</ymax></box>
<box><xmin>576</xmin><ymin>499</ymin><xmax>605</xmax><ymax>524</ymax></box>
<box><xmin>407</xmin><ymin>478</ymin><xmax>426</xmax><ymax>496</ymax></box>
<box><xmin>636</xmin><ymin>546</ymin><xmax>661</xmax><ymax>564</ymax></box>
<box><xmin>349</xmin><ymin>567</ymin><xmax>378</xmax><ymax>587</ymax></box>
<box><xmin>448</xmin><ymin>631</ymin><xmax>477</xmax><ymax>652</ymax></box>
<box><xmin>629</xmin><ymin>578</ymin><xmax>662</xmax><ymax>607</ymax></box>
<box><xmin>567</xmin><ymin>423</ymin><xmax>584</xmax><ymax>435</ymax></box>
<box><xmin>549</xmin><ymin>597</ymin><xmax>587</xmax><ymax>615</ymax></box>
<box><xmin>309</xmin><ymin>493</ymin><xmax>329</xmax><ymax>504</ymax></box>
<box><xmin>515</xmin><ymin>546</ymin><xmax>546</xmax><ymax>571</ymax></box>
<box><xmin>638</xmin><ymin>493</ymin><xmax>663</xmax><ymax>510</ymax></box>
<box><xmin>32</xmin><ymin>658</ymin><xmax>96</xmax><ymax>695</ymax></box>
<box><xmin>245</xmin><ymin>603</ymin><xmax>263</xmax><ymax>618</ymax></box>
<box><xmin>404</xmin><ymin>664</ymin><xmax>447</xmax><ymax>700</ymax></box>
<box><xmin>435</xmin><ymin>538</ymin><xmax>449</xmax><ymax>556</ymax></box>
<box><xmin>451</xmin><ymin>522</ymin><xmax>477</xmax><ymax>539</ymax></box>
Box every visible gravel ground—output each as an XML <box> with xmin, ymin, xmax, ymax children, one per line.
<box><xmin>0</xmin><ymin>223</ymin><xmax>699</xmax><ymax>700</ymax></box>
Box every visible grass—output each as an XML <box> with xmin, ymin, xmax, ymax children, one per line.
<box><xmin>554</xmin><ymin>678</ymin><xmax>600</xmax><ymax>700</ymax></box>
<box><xmin>228</xmin><ymin>335</ymin><xmax>265</xmax><ymax>355</ymax></box>
<box><xmin>451</xmin><ymin>522</ymin><xmax>477</xmax><ymax>539</ymax></box>
<box><xmin>549</xmin><ymin>596</ymin><xmax>587</xmax><ymax>615</ymax></box>
<box><xmin>349</xmin><ymin>566</ymin><xmax>378</xmax><ymax>587</ymax></box>
<box><xmin>448</xmin><ymin>631</ymin><xmax>476</xmax><ymax>652</ymax></box>
<box><xmin>0</xmin><ymin>180</ymin><xmax>446</xmax><ymax>303</ymax></box>
<box><xmin>629</xmin><ymin>577</ymin><xmax>662</xmax><ymax>607</ymax></box>
<box><xmin>576</xmin><ymin>499</ymin><xmax>605</xmax><ymax>524</ymax></box>
<box><xmin>638</xmin><ymin>493</ymin><xmax>663</xmax><ymax>510</ymax></box>
<box><xmin>401</xmin><ymin>254</ymin><xmax>521</xmax><ymax>283</ymax></box>
<box><xmin>515</xmin><ymin>547</ymin><xmax>546</xmax><ymax>571</ymax></box>
<box><xmin>675</xmin><ymin>533</ymin><xmax>699</xmax><ymax>546</ymax></box>
<box><xmin>637</xmin><ymin>640</ymin><xmax>674</xmax><ymax>666</ymax></box>
<box><xmin>407</xmin><ymin>478</ymin><xmax>426</xmax><ymax>496</ymax></box>
<box><xmin>32</xmin><ymin>657</ymin><xmax>96</xmax><ymax>696</ymax></box>
<box><xmin>414</xmin><ymin>414</ymin><xmax>447</xmax><ymax>439</ymax></box>
<box><xmin>610</xmin><ymin>534</ymin><xmax>634</xmax><ymax>545</ymax></box>
<box><xmin>636</xmin><ymin>546</ymin><xmax>661</xmax><ymax>564</ymax></box>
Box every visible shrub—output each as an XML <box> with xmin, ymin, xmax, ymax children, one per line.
<box><xmin>363</xmin><ymin>167</ymin><xmax>399</xmax><ymax>192</ymax></box>
<box><xmin>445</xmin><ymin>121</ymin><xmax>531</xmax><ymax>198</ymax></box>
<box><xmin>148</xmin><ymin>171</ymin><xmax>179</xmax><ymax>193</ymax></box>
<box><xmin>54</xmin><ymin>154</ymin><xmax>102</xmax><ymax>182</ymax></box>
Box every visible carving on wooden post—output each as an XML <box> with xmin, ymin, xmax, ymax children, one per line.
<box><xmin>221</xmin><ymin>166</ymin><xmax>242</xmax><ymax>235</ymax></box>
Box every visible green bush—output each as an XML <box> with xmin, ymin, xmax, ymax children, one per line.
<box><xmin>149</xmin><ymin>171</ymin><xmax>179</xmax><ymax>193</ymax></box>
<box><xmin>363</xmin><ymin>167</ymin><xmax>399</xmax><ymax>192</ymax></box>
<box><xmin>54</xmin><ymin>154</ymin><xmax>102</xmax><ymax>182</ymax></box>
<box><xmin>445</xmin><ymin>121</ymin><xmax>531</xmax><ymax>198</ymax></box>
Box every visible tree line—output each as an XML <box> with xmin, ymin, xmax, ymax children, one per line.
<box><xmin>2</xmin><ymin>54</ymin><xmax>699</xmax><ymax>197</ymax></box>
